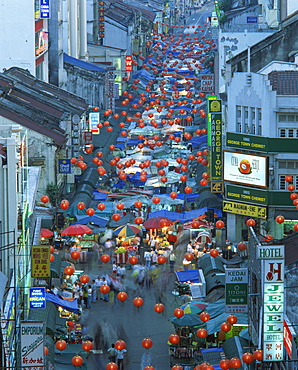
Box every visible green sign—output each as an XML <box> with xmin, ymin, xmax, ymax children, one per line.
<box><xmin>226</xmin><ymin>132</ymin><xmax>298</xmax><ymax>153</ymax></box>
<box><xmin>225</xmin><ymin>268</ymin><xmax>248</xmax><ymax>313</ymax></box>
<box><xmin>226</xmin><ymin>184</ymin><xmax>268</xmax><ymax>205</ymax></box>
<box><xmin>210</xmin><ymin>113</ymin><xmax>223</xmax><ymax>181</ymax></box>
<box><xmin>207</xmin><ymin>95</ymin><xmax>218</xmax><ymax>146</ymax></box>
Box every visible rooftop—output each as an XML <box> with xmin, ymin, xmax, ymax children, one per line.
<box><xmin>268</xmin><ymin>70</ymin><xmax>298</xmax><ymax>95</ymax></box>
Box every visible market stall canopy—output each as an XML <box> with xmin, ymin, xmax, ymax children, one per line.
<box><xmin>180</xmin><ymin>301</ymin><xmax>208</xmax><ymax>314</ymax></box>
<box><xmin>72</xmin><ymin>215</ymin><xmax>108</xmax><ymax>227</ymax></box>
<box><xmin>148</xmin><ymin>207</ymin><xmax>222</xmax><ymax>222</ymax></box>
<box><xmin>109</xmin><ymin>213</ymin><xmax>136</xmax><ymax>228</ymax></box>
<box><xmin>169</xmin><ymin>313</ymin><xmax>202</xmax><ymax>327</ymax></box>
<box><xmin>143</xmin><ymin>216</ymin><xmax>173</xmax><ymax>229</ymax></box>
<box><xmin>200</xmin><ymin>348</ymin><xmax>224</xmax><ymax>369</ymax></box>
<box><xmin>176</xmin><ymin>269</ymin><xmax>199</xmax><ymax>283</ymax></box>
<box><xmin>45</xmin><ymin>291</ymin><xmax>80</xmax><ymax>314</ymax></box>
<box><xmin>113</xmin><ymin>224</ymin><xmax>142</xmax><ymax>237</ymax></box>
<box><xmin>61</xmin><ymin>224</ymin><xmax>93</xmax><ymax>236</ymax></box>
<box><xmin>154</xmin><ymin>195</ymin><xmax>184</xmax><ymax>206</ymax></box>
<box><xmin>40</xmin><ymin>228</ymin><xmax>54</xmax><ymax>238</ymax></box>
<box><xmin>92</xmin><ymin>190</ymin><xmax>108</xmax><ymax>201</ymax></box>
<box><xmin>119</xmin><ymin>195</ymin><xmax>151</xmax><ymax>208</ymax></box>
<box><xmin>206</xmin><ymin>312</ymin><xmax>248</xmax><ymax>335</ymax></box>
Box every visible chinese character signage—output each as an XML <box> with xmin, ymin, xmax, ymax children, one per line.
<box><xmin>31</xmin><ymin>246</ymin><xmax>50</xmax><ymax>278</ymax></box>
<box><xmin>58</xmin><ymin>159</ymin><xmax>71</xmax><ymax>174</ymax></box>
<box><xmin>98</xmin><ymin>1</ymin><xmax>105</xmax><ymax>38</ymax></box>
<box><xmin>21</xmin><ymin>321</ymin><xmax>44</xmax><ymax>369</ymax></box>
<box><xmin>225</xmin><ymin>268</ymin><xmax>248</xmax><ymax>313</ymax></box>
<box><xmin>260</xmin><ymin>245</ymin><xmax>284</xmax><ymax>362</ymax></box>
<box><xmin>223</xmin><ymin>200</ymin><xmax>267</xmax><ymax>219</ymax></box>
<box><xmin>125</xmin><ymin>56</ymin><xmax>133</xmax><ymax>71</ymax></box>
<box><xmin>106</xmin><ymin>71</ymin><xmax>115</xmax><ymax>111</ymax></box>
<box><xmin>40</xmin><ymin>0</ymin><xmax>50</xmax><ymax>19</ymax></box>
<box><xmin>29</xmin><ymin>288</ymin><xmax>46</xmax><ymax>309</ymax></box>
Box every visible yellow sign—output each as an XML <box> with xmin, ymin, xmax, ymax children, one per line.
<box><xmin>223</xmin><ymin>200</ymin><xmax>267</xmax><ymax>219</ymax></box>
<box><xmin>211</xmin><ymin>181</ymin><xmax>224</xmax><ymax>193</ymax></box>
<box><xmin>31</xmin><ymin>246</ymin><xmax>51</xmax><ymax>278</ymax></box>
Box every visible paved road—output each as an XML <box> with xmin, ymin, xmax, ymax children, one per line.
<box><xmin>78</xmin><ymin>258</ymin><xmax>187</xmax><ymax>370</ymax></box>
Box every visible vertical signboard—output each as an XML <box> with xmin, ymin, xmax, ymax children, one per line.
<box><xmin>29</xmin><ymin>288</ymin><xmax>46</xmax><ymax>309</ymax></box>
<box><xmin>31</xmin><ymin>246</ymin><xmax>50</xmax><ymax>278</ymax></box>
<box><xmin>21</xmin><ymin>321</ymin><xmax>44</xmax><ymax>369</ymax></box>
<box><xmin>225</xmin><ymin>268</ymin><xmax>248</xmax><ymax>313</ymax></box>
<box><xmin>200</xmin><ymin>74</ymin><xmax>214</xmax><ymax>92</ymax></box>
<box><xmin>40</xmin><ymin>0</ymin><xmax>50</xmax><ymax>19</ymax></box>
<box><xmin>258</xmin><ymin>245</ymin><xmax>284</xmax><ymax>362</ymax></box>
<box><xmin>208</xmin><ymin>98</ymin><xmax>223</xmax><ymax>182</ymax></box>
<box><xmin>89</xmin><ymin>112</ymin><xmax>100</xmax><ymax>134</ymax></box>
<box><xmin>98</xmin><ymin>1</ymin><xmax>105</xmax><ymax>39</ymax></box>
<box><xmin>107</xmin><ymin>71</ymin><xmax>115</xmax><ymax>112</ymax></box>
<box><xmin>58</xmin><ymin>159</ymin><xmax>71</xmax><ymax>174</ymax></box>
<box><xmin>125</xmin><ymin>56</ymin><xmax>133</xmax><ymax>71</ymax></box>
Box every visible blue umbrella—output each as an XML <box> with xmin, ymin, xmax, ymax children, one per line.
<box><xmin>169</xmin><ymin>313</ymin><xmax>202</xmax><ymax>327</ymax></box>
<box><xmin>72</xmin><ymin>215</ymin><xmax>108</xmax><ymax>227</ymax></box>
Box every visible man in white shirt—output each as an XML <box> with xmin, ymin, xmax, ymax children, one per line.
<box><xmin>116</xmin><ymin>348</ymin><xmax>127</xmax><ymax>370</ymax></box>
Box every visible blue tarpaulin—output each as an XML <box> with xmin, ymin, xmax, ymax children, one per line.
<box><xmin>72</xmin><ymin>215</ymin><xmax>108</xmax><ymax>227</ymax></box>
<box><xmin>45</xmin><ymin>291</ymin><xmax>80</xmax><ymax>314</ymax></box>
<box><xmin>190</xmin><ymin>135</ymin><xmax>208</xmax><ymax>148</ymax></box>
<box><xmin>115</xmin><ymin>143</ymin><xmax>125</xmax><ymax>150</ymax></box>
<box><xmin>148</xmin><ymin>207</ymin><xmax>222</xmax><ymax>221</ymax></box>
<box><xmin>92</xmin><ymin>191</ymin><xmax>108</xmax><ymax>201</ymax></box>
<box><xmin>127</xmin><ymin>138</ymin><xmax>142</xmax><ymax>146</ymax></box>
<box><xmin>176</xmin><ymin>269</ymin><xmax>199</xmax><ymax>283</ymax></box>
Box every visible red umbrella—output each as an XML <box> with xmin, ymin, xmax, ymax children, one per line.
<box><xmin>143</xmin><ymin>217</ymin><xmax>173</xmax><ymax>229</ymax></box>
<box><xmin>40</xmin><ymin>228</ymin><xmax>54</xmax><ymax>238</ymax></box>
<box><xmin>61</xmin><ymin>224</ymin><xmax>93</xmax><ymax>236</ymax></box>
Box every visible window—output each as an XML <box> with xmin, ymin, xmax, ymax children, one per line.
<box><xmin>258</xmin><ymin>125</ymin><xmax>262</xmax><ymax>135</ymax></box>
<box><xmin>279</xmin><ymin>175</ymin><xmax>298</xmax><ymax>190</ymax></box>
<box><xmin>237</xmin><ymin>122</ymin><xmax>242</xmax><ymax>133</ymax></box>
<box><xmin>278</xmin><ymin>114</ymin><xmax>298</xmax><ymax>122</ymax></box>
<box><xmin>278</xmin><ymin>128</ymin><xmax>298</xmax><ymax>138</ymax></box>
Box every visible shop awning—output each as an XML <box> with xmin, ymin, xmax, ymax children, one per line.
<box><xmin>201</xmin><ymin>348</ymin><xmax>224</xmax><ymax>368</ymax></box>
<box><xmin>29</xmin><ymin>301</ymin><xmax>58</xmax><ymax>338</ymax></box>
<box><xmin>176</xmin><ymin>269</ymin><xmax>199</xmax><ymax>283</ymax></box>
<box><xmin>199</xmin><ymin>254</ymin><xmax>225</xmax><ymax>276</ymax></box>
<box><xmin>45</xmin><ymin>291</ymin><xmax>80</xmax><ymax>314</ymax></box>
<box><xmin>206</xmin><ymin>312</ymin><xmax>248</xmax><ymax>335</ymax></box>
<box><xmin>223</xmin><ymin>336</ymin><xmax>250</xmax><ymax>370</ymax></box>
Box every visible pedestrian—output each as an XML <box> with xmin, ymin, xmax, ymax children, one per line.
<box><xmin>72</xmin><ymin>282</ymin><xmax>80</xmax><ymax>301</ymax></box>
<box><xmin>112</xmin><ymin>262</ymin><xmax>117</xmax><ymax>274</ymax></box>
<box><xmin>107</xmin><ymin>343</ymin><xmax>117</xmax><ymax>363</ymax></box>
<box><xmin>98</xmin><ymin>246</ymin><xmax>103</xmax><ymax>268</ymax></box>
<box><xmin>104</xmin><ymin>238</ymin><xmax>114</xmax><ymax>255</ymax></box>
<box><xmin>116</xmin><ymin>347</ymin><xmax>127</xmax><ymax>370</ymax></box>
<box><xmin>83</xmin><ymin>285</ymin><xmax>89</xmax><ymax>308</ymax></box>
<box><xmin>144</xmin><ymin>249</ymin><xmax>152</xmax><ymax>268</ymax></box>
<box><xmin>94</xmin><ymin>276</ymin><xmax>101</xmax><ymax>299</ymax></box>
<box><xmin>91</xmin><ymin>280</ymin><xmax>97</xmax><ymax>303</ymax></box>
<box><xmin>100</xmin><ymin>277</ymin><xmax>109</xmax><ymax>302</ymax></box>
<box><xmin>169</xmin><ymin>252</ymin><xmax>176</xmax><ymax>272</ymax></box>
<box><xmin>87</xmin><ymin>284</ymin><xmax>92</xmax><ymax>308</ymax></box>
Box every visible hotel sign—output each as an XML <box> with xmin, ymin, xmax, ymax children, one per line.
<box><xmin>259</xmin><ymin>245</ymin><xmax>284</xmax><ymax>362</ymax></box>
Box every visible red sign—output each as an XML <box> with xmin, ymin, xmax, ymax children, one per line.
<box><xmin>126</xmin><ymin>56</ymin><xmax>133</xmax><ymax>71</ymax></box>
<box><xmin>83</xmin><ymin>132</ymin><xmax>93</xmax><ymax>144</ymax></box>
<box><xmin>284</xmin><ymin>319</ymin><xmax>293</xmax><ymax>358</ymax></box>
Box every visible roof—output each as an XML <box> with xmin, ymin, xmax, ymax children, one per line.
<box><xmin>0</xmin><ymin>67</ymin><xmax>88</xmax><ymax>146</ymax></box>
<box><xmin>63</xmin><ymin>53</ymin><xmax>106</xmax><ymax>72</ymax></box>
<box><xmin>268</xmin><ymin>70</ymin><xmax>298</xmax><ymax>95</ymax></box>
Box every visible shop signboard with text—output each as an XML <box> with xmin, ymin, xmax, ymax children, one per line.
<box><xmin>225</xmin><ymin>268</ymin><xmax>248</xmax><ymax>313</ymax></box>
<box><xmin>224</xmin><ymin>150</ymin><xmax>268</xmax><ymax>188</ymax></box>
<box><xmin>258</xmin><ymin>245</ymin><xmax>284</xmax><ymax>362</ymax></box>
<box><xmin>21</xmin><ymin>321</ymin><xmax>44</xmax><ymax>370</ymax></box>
<box><xmin>208</xmin><ymin>98</ymin><xmax>223</xmax><ymax>182</ymax></box>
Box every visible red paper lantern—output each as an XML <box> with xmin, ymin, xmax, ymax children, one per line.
<box><xmin>144</xmin><ymin>367</ymin><xmax>155</xmax><ymax>370</ymax></box>
<box><xmin>237</xmin><ymin>242</ymin><xmax>247</xmax><ymax>251</ymax></box>
<box><xmin>55</xmin><ymin>340</ymin><xmax>67</xmax><ymax>351</ymax></box>
<box><xmin>200</xmin><ymin>179</ymin><xmax>208</xmax><ymax>187</ymax></box>
<box><xmin>172</xmin><ymin>366</ymin><xmax>183</xmax><ymax>370</ymax></box>
<box><xmin>220</xmin><ymin>322</ymin><xmax>231</xmax><ymax>333</ymax></box>
<box><xmin>219</xmin><ymin>359</ymin><xmax>230</xmax><ymax>369</ymax></box>
<box><xmin>100</xmin><ymin>254</ymin><xmax>111</xmax><ymax>263</ymax></box>
<box><xmin>77</xmin><ymin>202</ymin><xmax>85</xmax><ymax>210</ymax></box>
<box><xmin>185</xmin><ymin>186</ymin><xmax>192</xmax><ymax>194</ymax></box>
<box><xmin>72</xmin><ymin>355</ymin><xmax>83</xmax><ymax>367</ymax></box>
<box><xmin>86</xmin><ymin>207</ymin><xmax>95</xmax><ymax>216</ymax></box>
<box><xmin>100</xmin><ymin>285</ymin><xmax>110</xmax><ymax>294</ymax></box>
<box><xmin>115</xmin><ymin>340</ymin><xmax>126</xmax><ymax>350</ymax></box>
<box><xmin>184</xmin><ymin>253</ymin><xmax>194</xmax><ymax>261</ymax></box>
<box><xmin>216</xmin><ymin>220</ymin><xmax>225</xmax><ymax>229</ymax></box>
<box><xmin>134</xmin><ymin>200</ymin><xmax>143</xmax><ymax>208</ymax></box>
<box><xmin>60</xmin><ymin>200</ymin><xmax>69</xmax><ymax>210</ymax></box>
<box><xmin>44</xmin><ymin>346</ymin><xmax>49</xmax><ymax>356</ymax></box>
<box><xmin>64</xmin><ymin>266</ymin><xmax>75</xmax><ymax>275</ymax></box>
<box><xmin>112</xmin><ymin>213</ymin><xmax>121</xmax><ymax>221</ymax></box>
<box><xmin>50</xmin><ymin>254</ymin><xmax>55</xmax><ymax>262</ymax></box>
<box><xmin>154</xmin><ymin>303</ymin><xmax>165</xmax><ymax>314</ymax></box>
<box><xmin>134</xmin><ymin>217</ymin><xmax>143</xmax><ymax>225</ymax></box>
<box><xmin>210</xmin><ymin>249</ymin><xmax>219</xmax><ymax>257</ymax></box>
<box><xmin>70</xmin><ymin>250</ymin><xmax>80</xmax><ymax>260</ymax></box>
<box><xmin>229</xmin><ymin>357</ymin><xmax>241</xmax><ymax>369</ymax></box>
<box><xmin>199</xmin><ymin>311</ymin><xmax>210</xmax><ymax>322</ymax></box>
<box><xmin>294</xmin><ymin>223</ymin><xmax>298</xmax><ymax>231</ymax></box>
<box><xmin>40</xmin><ymin>195</ymin><xmax>50</xmax><ymax>203</ymax></box>
<box><xmin>253</xmin><ymin>349</ymin><xmax>263</xmax><ymax>361</ymax></box>
<box><xmin>242</xmin><ymin>352</ymin><xmax>254</xmax><ymax>364</ymax></box>
<box><xmin>117</xmin><ymin>291</ymin><xmax>128</xmax><ymax>302</ymax></box>
<box><xmin>196</xmin><ymin>328</ymin><xmax>208</xmax><ymax>338</ymax></box>
<box><xmin>80</xmin><ymin>274</ymin><xmax>90</xmax><ymax>284</ymax></box>
<box><xmin>170</xmin><ymin>192</ymin><xmax>178</xmax><ymax>199</ymax></box>
<box><xmin>157</xmin><ymin>255</ymin><xmax>167</xmax><ymax>264</ymax></box>
<box><xmin>288</xmin><ymin>184</ymin><xmax>295</xmax><ymax>191</ymax></box>
<box><xmin>106</xmin><ymin>362</ymin><xmax>118</xmax><ymax>370</ymax></box>
<box><xmin>133</xmin><ymin>297</ymin><xmax>144</xmax><ymax>307</ymax></box>
<box><xmin>264</xmin><ymin>234</ymin><xmax>273</xmax><ymax>241</ymax></box>
<box><xmin>227</xmin><ymin>315</ymin><xmax>238</xmax><ymax>325</ymax></box>
<box><xmin>82</xmin><ymin>340</ymin><xmax>94</xmax><ymax>352</ymax></box>
<box><xmin>173</xmin><ymin>308</ymin><xmax>184</xmax><ymax>318</ymax></box>
<box><xmin>116</xmin><ymin>202</ymin><xmax>125</xmax><ymax>210</ymax></box>
<box><xmin>142</xmin><ymin>338</ymin><xmax>153</xmax><ymax>349</ymax></box>
<box><xmin>70</xmin><ymin>157</ymin><xmax>77</xmax><ymax>165</ymax></box>
<box><xmin>285</xmin><ymin>175</ymin><xmax>293</xmax><ymax>182</ymax></box>
<box><xmin>50</xmin><ymin>245</ymin><xmax>55</xmax><ymax>253</ymax></box>
<box><xmin>246</xmin><ymin>218</ymin><xmax>256</xmax><ymax>227</ymax></box>
<box><xmin>275</xmin><ymin>215</ymin><xmax>285</xmax><ymax>224</ymax></box>
<box><xmin>129</xmin><ymin>256</ymin><xmax>138</xmax><ymax>265</ymax></box>
<box><xmin>290</xmin><ymin>192</ymin><xmax>298</xmax><ymax>200</ymax></box>
<box><xmin>168</xmin><ymin>334</ymin><xmax>180</xmax><ymax>344</ymax></box>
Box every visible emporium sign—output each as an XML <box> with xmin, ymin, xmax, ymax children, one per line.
<box><xmin>21</xmin><ymin>321</ymin><xmax>44</xmax><ymax>370</ymax></box>
<box><xmin>258</xmin><ymin>245</ymin><xmax>284</xmax><ymax>362</ymax></box>
<box><xmin>225</xmin><ymin>268</ymin><xmax>248</xmax><ymax>313</ymax></box>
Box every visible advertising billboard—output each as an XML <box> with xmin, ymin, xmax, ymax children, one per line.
<box><xmin>224</xmin><ymin>150</ymin><xmax>268</xmax><ymax>188</ymax></box>
<box><xmin>21</xmin><ymin>321</ymin><xmax>44</xmax><ymax>369</ymax></box>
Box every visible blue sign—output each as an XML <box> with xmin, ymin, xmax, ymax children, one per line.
<box><xmin>40</xmin><ymin>0</ymin><xmax>50</xmax><ymax>19</ymax></box>
<box><xmin>58</xmin><ymin>159</ymin><xmax>71</xmax><ymax>174</ymax></box>
<box><xmin>247</xmin><ymin>16</ymin><xmax>258</xmax><ymax>23</ymax></box>
<box><xmin>30</xmin><ymin>288</ymin><xmax>46</xmax><ymax>309</ymax></box>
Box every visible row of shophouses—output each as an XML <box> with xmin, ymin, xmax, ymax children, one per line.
<box><xmin>0</xmin><ymin>0</ymin><xmax>298</xmax><ymax>368</ymax></box>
